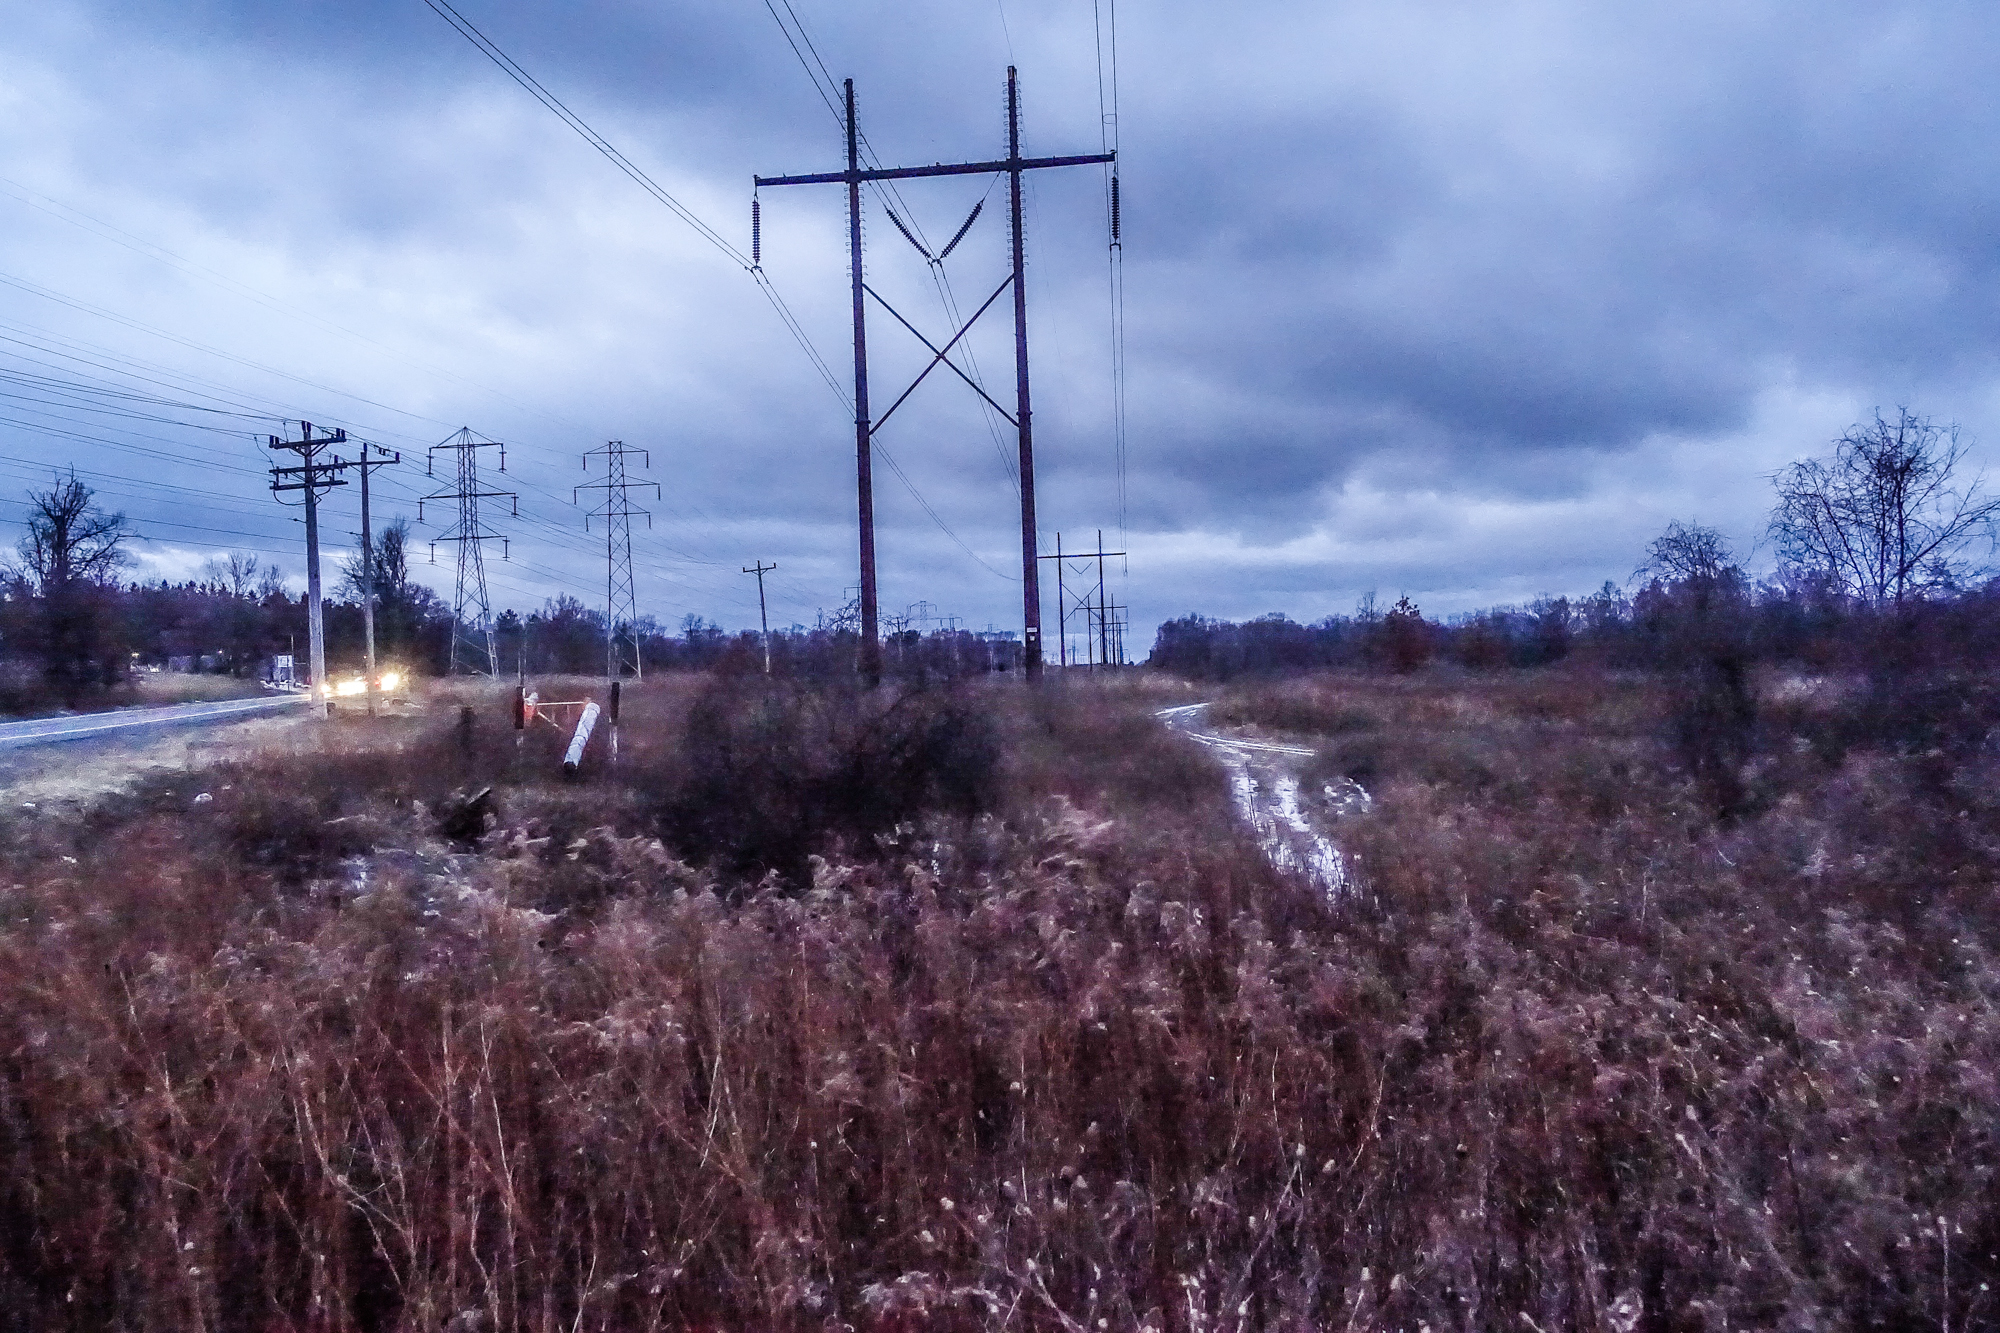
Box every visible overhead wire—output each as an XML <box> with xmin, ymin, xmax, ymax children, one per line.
<box><xmin>0</xmin><ymin>321</ymin><xmax>613</xmax><ymax>610</ymax></box>
<box><xmin>0</xmin><ymin>296</ymin><xmax>736</xmax><ymax>614</ymax></box>
<box><xmin>417</xmin><ymin>0</ymin><xmax>848</xmax><ymax>411</ymax></box>
<box><xmin>0</xmin><ymin>8</ymin><xmax>1018</xmax><ymax>627</ymax></box>
<box><xmin>0</xmin><ymin>270</ymin><xmax>460</xmax><ymax>430</ymax></box>
<box><xmin>420</xmin><ymin>0</ymin><xmax>1028</xmax><ymax>609</ymax></box>
<box><xmin>0</xmin><ymin>174</ymin><xmax>633</xmax><ymax>445</ymax></box>
<box><xmin>758</xmin><ymin>0</ymin><xmax>1024</xmax><ymax>570</ymax></box>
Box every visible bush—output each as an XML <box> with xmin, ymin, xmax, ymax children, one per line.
<box><xmin>652</xmin><ymin>677</ymin><xmax>1001</xmax><ymax>886</ymax></box>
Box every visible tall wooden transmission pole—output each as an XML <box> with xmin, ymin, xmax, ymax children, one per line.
<box><xmin>577</xmin><ymin>441</ymin><xmax>657</xmax><ymax>681</ymax></box>
<box><xmin>1038</xmin><ymin>530</ymin><xmax>1124</xmax><ymax>670</ymax></box>
<box><xmin>743</xmin><ymin>560</ymin><xmax>777</xmax><ymax>674</ymax></box>
<box><xmin>268</xmin><ymin>422</ymin><xmax>347</xmax><ymax>718</ymax></box>
<box><xmin>419</xmin><ymin>428</ymin><xmax>515</xmax><ymax>676</ymax></box>
<box><xmin>345</xmin><ymin>442</ymin><xmax>399</xmax><ymax>715</ymax></box>
<box><xmin>756</xmin><ymin>67</ymin><xmax>1113</xmax><ymax>684</ymax></box>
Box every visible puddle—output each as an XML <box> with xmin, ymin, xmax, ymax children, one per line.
<box><xmin>1158</xmin><ymin>704</ymin><xmax>1361</xmax><ymax>897</ymax></box>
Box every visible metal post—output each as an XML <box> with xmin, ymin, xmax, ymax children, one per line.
<box><xmin>847</xmin><ymin>79</ymin><xmax>881</xmax><ymax>687</ymax></box>
<box><xmin>421</xmin><ymin>429</ymin><xmax>514</xmax><ymax>676</ymax></box>
<box><xmin>578</xmin><ymin>441</ymin><xmax>656</xmax><ymax>682</ymax></box>
<box><xmin>1009</xmin><ymin>67</ymin><xmax>1044</xmax><ymax>681</ymax></box>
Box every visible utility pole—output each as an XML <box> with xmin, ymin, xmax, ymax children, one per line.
<box><xmin>1038</xmin><ymin>530</ymin><xmax>1124</xmax><ymax>670</ymax></box>
<box><xmin>419</xmin><ymin>428</ymin><xmax>515</xmax><ymax>676</ymax></box>
<box><xmin>346</xmin><ymin>442</ymin><xmax>399</xmax><ymax>715</ymax></box>
<box><xmin>269</xmin><ymin>422</ymin><xmax>348</xmax><ymax>719</ymax></box>
<box><xmin>756</xmin><ymin>67</ymin><xmax>1113</xmax><ymax>685</ymax></box>
<box><xmin>743</xmin><ymin>560</ymin><xmax>777</xmax><ymax>674</ymax></box>
<box><xmin>577</xmin><ymin>441</ymin><xmax>657</xmax><ymax>681</ymax></box>
<box><xmin>1096</xmin><ymin>528</ymin><xmax>1111</xmax><ymax>671</ymax></box>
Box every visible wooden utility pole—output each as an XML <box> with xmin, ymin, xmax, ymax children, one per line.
<box><xmin>269</xmin><ymin>423</ymin><xmax>347</xmax><ymax>719</ymax></box>
<box><xmin>743</xmin><ymin>560</ymin><xmax>777</xmax><ymax>674</ymax></box>
<box><xmin>346</xmin><ymin>442</ymin><xmax>399</xmax><ymax>715</ymax></box>
<box><xmin>756</xmin><ymin>68</ymin><xmax>1113</xmax><ymax>685</ymax></box>
<box><xmin>1038</xmin><ymin>530</ymin><xmax>1124</xmax><ymax>669</ymax></box>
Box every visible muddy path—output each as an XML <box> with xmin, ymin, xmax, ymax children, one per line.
<box><xmin>1156</xmin><ymin>702</ymin><xmax>1367</xmax><ymax>897</ymax></box>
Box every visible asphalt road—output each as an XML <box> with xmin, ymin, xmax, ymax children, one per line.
<box><xmin>0</xmin><ymin>694</ymin><xmax>310</xmax><ymax>749</ymax></box>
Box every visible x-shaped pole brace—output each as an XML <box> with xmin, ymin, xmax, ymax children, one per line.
<box><xmin>863</xmin><ymin>275</ymin><xmax>1017</xmax><ymax>436</ymax></box>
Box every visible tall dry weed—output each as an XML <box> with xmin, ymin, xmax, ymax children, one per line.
<box><xmin>0</xmin><ymin>671</ymin><xmax>1994</xmax><ymax>1329</ymax></box>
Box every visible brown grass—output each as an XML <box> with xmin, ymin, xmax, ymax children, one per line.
<box><xmin>0</xmin><ymin>669</ymin><xmax>1994</xmax><ymax>1329</ymax></box>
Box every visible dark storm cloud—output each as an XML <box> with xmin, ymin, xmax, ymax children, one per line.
<box><xmin>5</xmin><ymin>0</ymin><xmax>2000</xmax><ymax>636</ymax></box>
<box><xmin>1103</xmin><ymin>0</ymin><xmax>2000</xmax><ymax>533</ymax></box>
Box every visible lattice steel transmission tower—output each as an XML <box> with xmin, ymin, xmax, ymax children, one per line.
<box><xmin>419</xmin><ymin>428</ymin><xmax>516</xmax><ymax>676</ymax></box>
<box><xmin>577</xmin><ymin>441</ymin><xmax>657</xmax><ymax>679</ymax></box>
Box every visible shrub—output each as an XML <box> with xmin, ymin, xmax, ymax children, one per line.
<box><xmin>651</xmin><ymin>676</ymin><xmax>1001</xmax><ymax>886</ymax></box>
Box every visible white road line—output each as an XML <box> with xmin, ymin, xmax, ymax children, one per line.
<box><xmin>0</xmin><ymin>695</ymin><xmax>309</xmax><ymax>746</ymax></box>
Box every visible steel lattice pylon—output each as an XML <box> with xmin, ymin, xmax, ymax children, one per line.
<box><xmin>419</xmin><ymin>427</ymin><xmax>516</xmax><ymax>676</ymax></box>
<box><xmin>578</xmin><ymin>441</ymin><xmax>657</xmax><ymax>679</ymax></box>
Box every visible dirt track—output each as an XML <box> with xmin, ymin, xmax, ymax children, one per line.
<box><xmin>1156</xmin><ymin>701</ymin><xmax>1363</xmax><ymax>896</ymax></box>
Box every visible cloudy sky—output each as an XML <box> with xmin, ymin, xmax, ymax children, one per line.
<box><xmin>1</xmin><ymin>0</ymin><xmax>1996</xmax><ymax>651</ymax></box>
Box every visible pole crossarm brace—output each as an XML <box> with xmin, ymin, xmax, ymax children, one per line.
<box><xmin>269</xmin><ymin>469</ymin><xmax>348</xmax><ymax>492</ymax></box>
<box><xmin>756</xmin><ymin>152</ymin><xmax>1114</xmax><ymax>189</ymax></box>
<box><xmin>864</xmin><ymin>276</ymin><xmax>1017</xmax><ymax>433</ymax></box>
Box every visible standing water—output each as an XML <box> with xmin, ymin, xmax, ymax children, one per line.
<box><xmin>1156</xmin><ymin>703</ymin><xmax>1365</xmax><ymax>897</ymax></box>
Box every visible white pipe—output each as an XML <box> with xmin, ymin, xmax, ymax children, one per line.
<box><xmin>562</xmin><ymin>700</ymin><xmax>601</xmax><ymax>775</ymax></box>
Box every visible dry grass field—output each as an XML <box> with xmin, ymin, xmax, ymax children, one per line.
<box><xmin>0</xmin><ymin>667</ymin><xmax>1993</xmax><ymax>1330</ymax></box>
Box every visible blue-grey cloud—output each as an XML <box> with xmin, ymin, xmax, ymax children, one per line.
<box><xmin>2</xmin><ymin>0</ymin><xmax>1999</xmax><ymax>646</ymax></box>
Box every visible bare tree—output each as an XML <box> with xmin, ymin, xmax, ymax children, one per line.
<box><xmin>1770</xmin><ymin>408</ymin><xmax>2000</xmax><ymax>605</ymax></box>
<box><xmin>1644</xmin><ymin>521</ymin><xmax>1740</xmax><ymax>588</ymax></box>
<box><xmin>10</xmin><ymin>469</ymin><xmax>127</xmax><ymax>594</ymax></box>
<box><xmin>5</xmin><ymin>471</ymin><xmax>130</xmax><ymax>699</ymax></box>
<box><xmin>201</xmin><ymin>552</ymin><xmax>263</xmax><ymax>598</ymax></box>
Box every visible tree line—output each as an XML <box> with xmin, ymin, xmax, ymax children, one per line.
<box><xmin>0</xmin><ymin>471</ymin><xmax>1018</xmax><ymax>711</ymax></box>
<box><xmin>1150</xmin><ymin>408</ymin><xmax>2000</xmax><ymax>680</ymax></box>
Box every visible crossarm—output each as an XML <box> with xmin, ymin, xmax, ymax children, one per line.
<box><xmin>756</xmin><ymin>150</ymin><xmax>1114</xmax><ymax>189</ymax></box>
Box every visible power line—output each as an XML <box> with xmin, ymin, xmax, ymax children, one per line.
<box><xmin>417</xmin><ymin>0</ymin><xmax>848</xmax><ymax>409</ymax></box>
<box><xmin>0</xmin><ymin>270</ymin><xmax>459</xmax><ymax>429</ymax></box>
